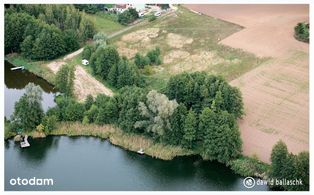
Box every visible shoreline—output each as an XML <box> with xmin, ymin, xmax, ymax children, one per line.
<box><xmin>6</xmin><ymin>121</ymin><xmax>270</xmax><ymax>179</ymax></box>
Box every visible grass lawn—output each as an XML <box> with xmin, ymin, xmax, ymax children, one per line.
<box><xmin>111</xmin><ymin>6</ymin><xmax>267</xmax><ymax>91</ymax></box>
<box><xmin>85</xmin><ymin>12</ymin><xmax>125</xmax><ymax>35</ymax></box>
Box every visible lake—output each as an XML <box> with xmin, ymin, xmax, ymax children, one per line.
<box><xmin>4</xmin><ymin>61</ymin><xmax>269</xmax><ymax>191</ymax></box>
<box><xmin>4</xmin><ymin>61</ymin><xmax>57</xmax><ymax>118</ymax></box>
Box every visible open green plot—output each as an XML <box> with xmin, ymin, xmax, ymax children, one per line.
<box><xmin>85</xmin><ymin>12</ymin><xmax>125</xmax><ymax>35</ymax></box>
<box><xmin>112</xmin><ymin>6</ymin><xmax>267</xmax><ymax>91</ymax></box>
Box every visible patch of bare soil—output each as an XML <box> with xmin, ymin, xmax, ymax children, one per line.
<box><xmin>117</xmin><ymin>47</ymin><xmax>138</xmax><ymax>59</ymax></box>
<box><xmin>46</xmin><ymin>61</ymin><xmax>65</xmax><ymax>74</ymax></box>
<box><xmin>74</xmin><ymin>66</ymin><xmax>113</xmax><ymax>101</ymax></box>
<box><xmin>121</xmin><ymin>28</ymin><xmax>160</xmax><ymax>43</ymax></box>
<box><xmin>169</xmin><ymin>51</ymin><xmax>231</xmax><ymax>73</ymax></box>
<box><xmin>166</xmin><ymin>33</ymin><xmax>193</xmax><ymax>48</ymax></box>
<box><xmin>163</xmin><ymin>50</ymin><xmax>190</xmax><ymax>64</ymax></box>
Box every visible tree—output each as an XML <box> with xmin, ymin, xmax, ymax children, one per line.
<box><xmin>55</xmin><ymin>64</ymin><xmax>75</xmax><ymax>97</ymax></box>
<box><xmin>5</xmin><ymin>12</ymin><xmax>35</xmax><ymax>53</ymax></box>
<box><xmin>79</xmin><ymin>15</ymin><xmax>96</xmax><ymax>41</ymax></box>
<box><xmin>64</xmin><ymin>101</ymin><xmax>85</xmax><ymax>121</ymax></box>
<box><xmin>270</xmin><ymin>140</ymin><xmax>289</xmax><ymax>180</ymax></box>
<box><xmin>63</xmin><ymin>29</ymin><xmax>80</xmax><ymax>53</ymax></box>
<box><xmin>108</xmin><ymin>57</ymin><xmax>142</xmax><ymax>89</ymax></box>
<box><xmin>20</xmin><ymin>35</ymin><xmax>34</xmax><ymax>58</ymax></box>
<box><xmin>134</xmin><ymin>52</ymin><xmax>149</xmax><ymax>68</ymax></box>
<box><xmin>90</xmin><ymin>46</ymin><xmax>120</xmax><ymax>79</ymax></box>
<box><xmin>82</xmin><ymin>44</ymin><xmax>96</xmax><ymax>61</ymax></box>
<box><xmin>269</xmin><ymin>141</ymin><xmax>309</xmax><ymax>191</ymax></box>
<box><xmin>84</xmin><ymin>94</ymin><xmax>94</xmax><ymax>111</ymax></box>
<box><xmin>166</xmin><ymin>72</ymin><xmax>244</xmax><ymax>118</ymax></box>
<box><xmin>146</xmin><ymin>47</ymin><xmax>162</xmax><ymax>65</ymax></box>
<box><xmin>182</xmin><ymin>110</ymin><xmax>197</xmax><ymax>149</ymax></box>
<box><xmin>167</xmin><ymin>104</ymin><xmax>188</xmax><ymax>145</ymax></box>
<box><xmin>116</xmin><ymin>87</ymin><xmax>147</xmax><ymax>133</ymax></box>
<box><xmin>11</xmin><ymin>83</ymin><xmax>44</xmax><ymax>131</ymax></box>
<box><xmin>95</xmin><ymin>99</ymin><xmax>118</xmax><ymax>124</ymax></box>
<box><xmin>199</xmin><ymin>108</ymin><xmax>242</xmax><ymax>163</ymax></box>
<box><xmin>117</xmin><ymin>8</ymin><xmax>139</xmax><ymax>25</ymax></box>
<box><xmin>42</xmin><ymin>115</ymin><xmax>57</xmax><ymax>133</ymax></box>
<box><xmin>93</xmin><ymin>32</ymin><xmax>107</xmax><ymax>48</ymax></box>
<box><xmin>84</xmin><ymin>104</ymin><xmax>99</xmax><ymax>123</ymax></box>
<box><xmin>135</xmin><ymin>90</ymin><xmax>178</xmax><ymax>139</ymax></box>
<box><xmin>31</xmin><ymin>27</ymin><xmax>66</xmax><ymax>60</ymax></box>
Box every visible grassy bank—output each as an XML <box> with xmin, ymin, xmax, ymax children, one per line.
<box><xmin>49</xmin><ymin>122</ymin><xmax>194</xmax><ymax>160</ymax></box>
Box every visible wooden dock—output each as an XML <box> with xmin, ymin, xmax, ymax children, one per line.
<box><xmin>11</xmin><ymin>66</ymin><xmax>24</xmax><ymax>71</ymax></box>
<box><xmin>20</xmin><ymin>135</ymin><xmax>30</xmax><ymax>148</ymax></box>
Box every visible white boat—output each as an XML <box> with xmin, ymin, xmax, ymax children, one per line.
<box><xmin>20</xmin><ymin>135</ymin><xmax>30</xmax><ymax>148</ymax></box>
<box><xmin>137</xmin><ymin>148</ymin><xmax>144</xmax><ymax>155</ymax></box>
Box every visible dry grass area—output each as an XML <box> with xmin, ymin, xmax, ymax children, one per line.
<box><xmin>112</xmin><ymin>6</ymin><xmax>263</xmax><ymax>90</ymax></box>
<box><xmin>73</xmin><ymin>66</ymin><xmax>113</xmax><ymax>101</ymax></box>
<box><xmin>50</xmin><ymin>122</ymin><xmax>193</xmax><ymax>160</ymax></box>
<box><xmin>186</xmin><ymin>4</ymin><xmax>309</xmax><ymax>163</ymax></box>
<box><xmin>45</xmin><ymin>49</ymin><xmax>113</xmax><ymax>101</ymax></box>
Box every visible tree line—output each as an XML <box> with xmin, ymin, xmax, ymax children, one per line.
<box><xmin>5</xmin><ymin>5</ymin><xmax>96</xmax><ymax>60</ymax></box>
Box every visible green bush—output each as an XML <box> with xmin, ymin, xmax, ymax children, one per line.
<box><xmin>294</xmin><ymin>22</ymin><xmax>309</xmax><ymax>43</ymax></box>
<box><xmin>228</xmin><ymin>156</ymin><xmax>270</xmax><ymax>177</ymax></box>
<box><xmin>148</xmin><ymin>14</ymin><xmax>157</xmax><ymax>22</ymax></box>
<box><xmin>42</xmin><ymin>115</ymin><xmax>58</xmax><ymax>133</ymax></box>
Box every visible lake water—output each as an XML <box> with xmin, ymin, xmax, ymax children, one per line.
<box><xmin>5</xmin><ymin>136</ymin><xmax>269</xmax><ymax>191</ymax></box>
<box><xmin>4</xmin><ymin>61</ymin><xmax>269</xmax><ymax>191</ymax></box>
<box><xmin>4</xmin><ymin>61</ymin><xmax>57</xmax><ymax>118</ymax></box>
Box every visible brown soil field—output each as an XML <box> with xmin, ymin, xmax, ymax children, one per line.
<box><xmin>185</xmin><ymin>4</ymin><xmax>309</xmax><ymax>163</ymax></box>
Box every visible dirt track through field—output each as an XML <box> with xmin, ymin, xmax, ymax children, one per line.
<box><xmin>185</xmin><ymin>4</ymin><xmax>309</xmax><ymax>163</ymax></box>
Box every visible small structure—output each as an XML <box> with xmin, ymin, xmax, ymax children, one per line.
<box><xmin>20</xmin><ymin>135</ymin><xmax>30</xmax><ymax>148</ymax></box>
<box><xmin>137</xmin><ymin>148</ymin><xmax>144</xmax><ymax>155</ymax></box>
<box><xmin>11</xmin><ymin>66</ymin><xmax>24</xmax><ymax>71</ymax></box>
<box><xmin>82</xmin><ymin>59</ymin><xmax>89</xmax><ymax>66</ymax></box>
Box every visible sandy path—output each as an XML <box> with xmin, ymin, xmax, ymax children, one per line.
<box><xmin>184</xmin><ymin>4</ymin><xmax>309</xmax><ymax>163</ymax></box>
<box><xmin>46</xmin><ymin>48</ymin><xmax>113</xmax><ymax>101</ymax></box>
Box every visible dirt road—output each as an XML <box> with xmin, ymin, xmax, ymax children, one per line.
<box><xmin>185</xmin><ymin>4</ymin><xmax>309</xmax><ymax>163</ymax></box>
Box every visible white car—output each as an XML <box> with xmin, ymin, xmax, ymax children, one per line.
<box><xmin>154</xmin><ymin>11</ymin><xmax>161</xmax><ymax>17</ymax></box>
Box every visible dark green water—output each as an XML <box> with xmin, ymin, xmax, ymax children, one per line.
<box><xmin>5</xmin><ymin>61</ymin><xmax>57</xmax><ymax>118</ymax></box>
<box><xmin>5</xmin><ymin>136</ymin><xmax>269</xmax><ymax>191</ymax></box>
<box><xmin>4</xmin><ymin>60</ymin><xmax>269</xmax><ymax>191</ymax></box>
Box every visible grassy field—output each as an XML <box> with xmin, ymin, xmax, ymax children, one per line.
<box><xmin>85</xmin><ymin>12</ymin><xmax>125</xmax><ymax>35</ymax></box>
<box><xmin>111</xmin><ymin>6</ymin><xmax>267</xmax><ymax>91</ymax></box>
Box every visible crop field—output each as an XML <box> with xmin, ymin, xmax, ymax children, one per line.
<box><xmin>111</xmin><ymin>6</ymin><xmax>265</xmax><ymax>90</ymax></box>
<box><xmin>186</xmin><ymin>4</ymin><xmax>309</xmax><ymax>163</ymax></box>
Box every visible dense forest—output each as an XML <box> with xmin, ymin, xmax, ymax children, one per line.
<box><xmin>5</xmin><ymin>5</ymin><xmax>96</xmax><ymax>59</ymax></box>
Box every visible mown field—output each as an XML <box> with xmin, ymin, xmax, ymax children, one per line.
<box><xmin>85</xmin><ymin>12</ymin><xmax>125</xmax><ymax>35</ymax></box>
<box><xmin>110</xmin><ymin>6</ymin><xmax>266</xmax><ymax>90</ymax></box>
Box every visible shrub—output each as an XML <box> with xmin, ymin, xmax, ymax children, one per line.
<box><xmin>42</xmin><ymin>115</ymin><xmax>58</xmax><ymax>133</ymax></box>
<box><xmin>294</xmin><ymin>22</ymin><xmax>309</xmax><ymax>43</ymax></box>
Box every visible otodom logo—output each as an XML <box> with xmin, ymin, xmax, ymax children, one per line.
<box><xmin>243</xmin><ymin>177</ymin><xmax>256</xmax><ymax>189</ymax></box>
